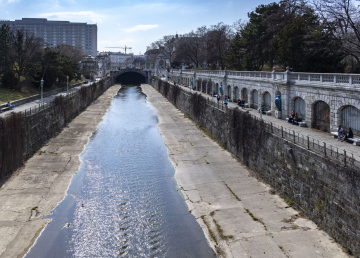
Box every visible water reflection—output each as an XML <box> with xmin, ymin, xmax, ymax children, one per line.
<box><xmin>26</xmin><ymin>85</ymin><xmax>215</xmax><ymax>258</ymax></box>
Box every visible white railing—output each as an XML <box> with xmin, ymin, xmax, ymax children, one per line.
<box><xmin>169</xmin><ymin>69</ymin><xmax>360</xmax><ymax>87</ymax></box>
<box><xmin>290</xmin><ymin>72</ymin><xmax>360</xmax><ymax>86</ymax></box>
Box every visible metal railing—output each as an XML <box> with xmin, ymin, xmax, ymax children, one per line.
<box><xmin>17</xmin><ymin>79</ymin><xmax>112</xmax><ymax>118</ymax></box>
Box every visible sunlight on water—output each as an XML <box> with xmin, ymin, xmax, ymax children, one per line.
<box><xmin>26</xmin><ymin>86</ymin><xmax>215</xmax><ymax>258</ymax></box>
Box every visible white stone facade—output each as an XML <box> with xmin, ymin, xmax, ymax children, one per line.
<box><xmin>170</xmin><ymin>69</ymin><xmax>360</xmax><ymax>133</ymax></box>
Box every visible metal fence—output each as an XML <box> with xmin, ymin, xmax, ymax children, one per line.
<box><xmin>21</xmin><ymin>90</ymin><xmax>78</xmax><ymax>117</ymax></box>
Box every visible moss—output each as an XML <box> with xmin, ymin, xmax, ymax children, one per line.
<box><xmin>224</xmin><ymin>183</ymin><xmax>241</xmax><ymax>201</ymax></box>
<box><xmin>200</xmin><ymin>215</ymin><xmax>218</xmax><ymax>245</ymax></box>
<box><xmin>315</xmin><ymin>198</ymin><xmax>325</xmax><ymax>214</ymax></box>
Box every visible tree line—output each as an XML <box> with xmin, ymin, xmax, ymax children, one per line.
<box><xmin>0</xmin><ymin>24</ymin><xmax>85</xmax><ymax>90</ymax></box>
<box><xmin>146</xmin><ymin>0</ymin><xmax>360</xmax><ymax>73</ymax></box>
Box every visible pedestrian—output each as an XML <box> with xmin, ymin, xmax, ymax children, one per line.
<box><xmin>337</xmin><ymin>125</ymin><xmax>345</xmax><ymax>141</ymax></box>
<box><xmin>7</xmin><ymin>102</ymin><xmax>14</xmax><ymax>109</ymax></box>
<box><xmin>224</xmin><ymin>97</ymin><xmax>228</xmax><ymax>107</ymax></box>
<box><xmin>217</xmin><ymin>94</ymin><xmax>220</xmax><ymax>103</ymax></box>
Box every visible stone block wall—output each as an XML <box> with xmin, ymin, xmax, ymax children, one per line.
<box><xmin>0</xmin><ymin>79</ymin><xmax>113</xmax><ymax>182</ymax></box>
<box><xmin>152</xmin><ymin>78</ymin><xmax>360</xmax><ymax>256</ymax></box>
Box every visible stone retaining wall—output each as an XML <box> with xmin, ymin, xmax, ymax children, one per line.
<box><xmin>152</xmin><ymin>78</ymin><xmax>360</xmax><ymax>256</ymax></box>
<box><xmin>0</xmin><ymin>79</ymin><xmax>113</xmax><ymax>183</ymax></box>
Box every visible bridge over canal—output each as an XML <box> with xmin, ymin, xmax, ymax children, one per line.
<box><xmin>110</xmin><ymin>67</ymin><xmax>151</xmax><ymax>85</ymax></box>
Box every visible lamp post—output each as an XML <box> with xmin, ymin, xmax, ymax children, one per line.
<box><xmin>41</xmin><ymin>78</ymin><xmax>44</xmax><ymax>108</ymax></box>
<box><xmin>66</xmin><ymin>75</ymin><xmax>69</xmax><ymax>97</ymax></box>
<box><xmin>258</xmin><ymin>82</ymin><xmax>262</xmax><ymax>120</ymax></box>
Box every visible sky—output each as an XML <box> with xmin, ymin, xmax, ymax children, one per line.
<box><xmin>0</xmin><ymin>0</ymin><xmax>277</xmax><ymax>55</ymax></box>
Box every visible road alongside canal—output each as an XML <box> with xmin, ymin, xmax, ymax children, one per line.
<box><xmin>142</xmin><ymin>84</ymin><xmax>348</xmax><ymax>257</ymax></box>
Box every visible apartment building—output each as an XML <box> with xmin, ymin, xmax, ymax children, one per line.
<box><xmin>0</xmin><ymin>18</ymin><xmax>97</xmax><ymax>57</ymax></box>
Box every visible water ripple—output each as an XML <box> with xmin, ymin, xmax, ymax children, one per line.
<box><xmin>25</xmin><ymin>86</ymin><xmax>215</xmax><ymax>258</ymax></box>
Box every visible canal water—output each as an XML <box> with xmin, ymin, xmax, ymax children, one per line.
<box><xmin>26</xmin><ymin>85</ymin><xmax>215</xmax><ymax>258</ymax></box>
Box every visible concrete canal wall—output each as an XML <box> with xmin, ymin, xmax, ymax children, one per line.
<box><xmin>0</xmin><ymin>79</ymin><xmax>113</xmax><ymax>183</ymax></box>
<box><xmin>151</xmin><ymin>78</ymin><xmax>360</xmax><ymax>256</ymax></box>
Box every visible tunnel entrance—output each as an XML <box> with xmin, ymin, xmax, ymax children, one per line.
<box><xmin>115</xmin><ymin>72</ymin><xmax>147</xmax><ymax>85</ymax></box>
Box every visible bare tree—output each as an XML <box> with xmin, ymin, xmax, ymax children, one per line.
<box><xmin>311</xmin><ymin>0</ymin><xmax>360</xmax><ymax>66</ymax></box>
<box><xmin>175</xmin><ymin>30</ymin><xmax>206</xmax><ymax>68</ymax></box>
<box><xmin>56</xmin><ymin>44</ymin><xmax>85</xmax><ymax>63</ymax></box>
<box><xmin>206</xmin><ymin>23</ymin><xmax>233</xmax><ymax>69</ymax></box>
<box><xmin>13</xmin><ymin>29</ymin><xmax>43</xmax><ymax>89</ymax></box>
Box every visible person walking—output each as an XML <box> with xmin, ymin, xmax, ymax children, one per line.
<box><xmin>224</xmin><ymin>97</ymin><xmax>228</xmax><ymax>107</ymax></box>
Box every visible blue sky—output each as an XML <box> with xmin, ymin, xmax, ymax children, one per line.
<box><xmin>0</xmin><ymin>0</ymin><xmax>277</xmax><ymax>54</ymax></box>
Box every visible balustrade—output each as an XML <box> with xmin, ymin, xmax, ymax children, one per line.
<box><xmin>170</xmin><ymin>68</ymin><xmax>360</xmax><ymax>87</ymax></box>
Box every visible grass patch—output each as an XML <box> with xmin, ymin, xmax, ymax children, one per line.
<box><xmin>346</xmin><ymin>247</ymin><xmax>353</xmax><ymax>255</ymax></box>
<box><xmin>245</xmin><ymin>209</ymin><xmax>259</xmax><ymax>221</ymax></box>
<box><xmin>0</xmin><ymin>87</ymin><xmax>36</xmax><ymax>104</ymax></box>
<box><xmin>286</xmin><ymin>199</ymin><xmax>294</xmax><ymax>206</ymax></box>
<box><xmin>200</xmin><ymin>215</ymin><xmax>218</xmax><ymax>245</ymax></box>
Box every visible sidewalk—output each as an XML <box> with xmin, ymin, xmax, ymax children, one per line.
<box><xmin>174</xmin><ymin>82</ymin><xmax>360</xmax><ymax>162</ymax></box>
<box><xmin>0</xmin><ymin>81</ymin><xmax>94</xmax><ymax>118</ymax></box>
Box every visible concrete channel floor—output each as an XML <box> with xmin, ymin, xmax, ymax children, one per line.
<box><xmin>142</xmin><ymin>85</ymin><xmax>349</xmax><ymax>257</ymax></box>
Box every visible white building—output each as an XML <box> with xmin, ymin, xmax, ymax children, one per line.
<box><xmin>0</xmin><ymin>18</ymin><xmax>97</xmax><ymax>57</ymax></box>
<box><xmin>107</xmin><ymin>52</ymin><xmax>133</xmax><ymax>70</ymax></box>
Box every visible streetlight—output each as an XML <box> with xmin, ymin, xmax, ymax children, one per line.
<box><xmin>258</xmin><ymin>82</ymin><xmax>262</xmax><ymax>120</ymax></box>
<box><xmin>66</xmin><ymin>75</ymin><xmax>69</xmax><ymax>96</ymax></box>
<box><xmin>41</xmin><ymin>78</ymin><xmax>44</xmax><ymax>108</ymax></box>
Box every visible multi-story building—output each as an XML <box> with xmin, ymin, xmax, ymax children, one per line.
<box><xmin>0</xmin><ymin>18</ymin><xmax>97</xmax><ymax>57</ymax></box>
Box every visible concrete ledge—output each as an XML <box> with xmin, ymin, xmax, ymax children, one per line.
<box><xmin>348</xmin><ymin>138</ymin><xmax>360</xmax><ymax>146</ymax></box>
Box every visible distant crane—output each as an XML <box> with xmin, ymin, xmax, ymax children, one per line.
<box><xmin>106</xmin><ymin>45</ymin><xmax>132</xmax><ymax>54</ymax></box>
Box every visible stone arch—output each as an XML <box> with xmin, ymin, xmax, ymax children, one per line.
<box><xmin>227</xmin><ymin>85</ymin><xmax>232</xmax><ymax>98</ymax></box>
<box><xmin>251</xmin><ymin>89</ymin><xmax>259</xmax><ymax>109</ymax></box>
<box><xmin>241</xmin><ymin>88</ymin><xmax>248</xmax><ymax>103</ymax></box>
<box><xmin>234</xmin><ymin>86</ymin><xmax>240</xmax><ymax>100</ymax></box>
<box><xmin>338</xmin><ymin>105</ymin><xmax>360</xmax><ymax>135</ymax></box>
<box><xmin>196</xmin><ymin>79</ymin><xmax>201</xmax><ymax>91</ymax></box>
<box><xmin>113</xmin><ymin>68</ymin><xmax>148</xmax><ymax>84</ymax></box>
<box><xmin>263</xmin><ymin>91</ymin><xmax>271</xmax><ymax>110</ymax></box>
<box><xmin>312</xmin><ymin>100</ymin><xmax>330</xmax><ymax>132</ymax></box>
<box><xmin>215</xmin><ymin>83</ymin><xmax>219</xmax><ymax>95</ymax></box>
<box><xmin>207</xmin><ymin>81</ymin><xmax>212</xmax><ymax>95</ymax></box>
<box><xmin>292</xmin><ymin>96</ymin><xmax>306</xmax><ymax>120</ymax></box>
<box><xmin>202</xmin><ymin>80</ymin><xmax>207</xmax><ymax>93</ymax></box>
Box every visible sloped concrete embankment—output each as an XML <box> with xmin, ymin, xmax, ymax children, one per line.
<box><xmin>149</xmin><ymin>78</ymin><xmax>358</xmax><ymax>257</ymax></box>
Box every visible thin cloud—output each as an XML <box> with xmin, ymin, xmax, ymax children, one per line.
<box><xmin>39</xmin><ymin>11</ymin><xmax>103</xmax><ymax>23</ymax></box>
<box><xmin>124</xmin><ymin>24</ymin><xmax>159</xmax><ymax>32</ymax></box>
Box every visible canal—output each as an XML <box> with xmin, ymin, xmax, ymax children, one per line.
<box><xmin>26</xmin><ymin>85</ymin><xmax>215</xmax><ymax>257</ymax></box>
